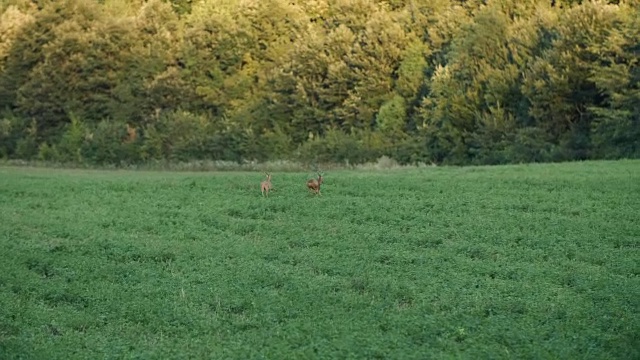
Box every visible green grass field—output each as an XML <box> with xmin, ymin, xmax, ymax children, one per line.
<box><xmin>1</xmin><ymin>161</ymin><xmax>638</xmax><ymax>359</ymax></box>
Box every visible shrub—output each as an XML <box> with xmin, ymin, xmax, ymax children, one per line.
<box><xmin>56</xmin><ymin>113</ymin><xmax>87</xmax><ymax>163</ymax></box>
<box><xmin>37</xmin><ymin>142</ymin><xmax>59</xmax><ymax>161</ymax></box>
<box><xmin>0</xmin><ymin>113</ymin><xmax>35</xmax><ymax>159</ymax></box>
<box><xmin>507</xmin><ymin>127</ymin><xmax>554</xmax><ymax>163</ymax></box>
<box><xmin>85</xmin><ymin>119</ymin><xmax>140</xmax><ymax>165</ymax></box>
<box><xmin>295</xmin><ymin>129</ymin><xmax>379</xmax><ymax>165</ymax></box>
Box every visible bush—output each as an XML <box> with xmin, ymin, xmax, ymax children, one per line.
<box><xmin>295</xmin><ymin>129</ymin><xmax>380</xmax><ymax>165</ymax></box>
<box><xmin>56</xmin><ymin>113</ymin><xmax>87</xmax><ymax>163</ymax></box>
<box><xmin>85</xmin><ymin>119</ymin><xmax>140</xmax><ymax>165</ymax></box>
<box><xmin>37</xmin><ymin>142</ymin><xmax>59</xmax><ymax>161</ymax></box>
<box><xmin>0</xmin><ymin>113</ymin><xmax>34</xmax><ymax>159</ymax></box>
<box><xmin>200</xmin><ymin>131</ymin><xmax>245</xmax><ymax>163</ymax></box>
<box><xmin>11</xmin><ymin>117</ymin><xmax>39</xmax><ymax>159</ymax></box>
<box><xmin>507</xmin><ymin>127</ymin><xmax>554</xmax><ymax>163</ymax></box>
<box><xmin>252</xmin><ymin>126</ymin><xmax>293</xmax><ymax>161</ymax></box>
<box><xmin>15</xmin><ymin>136</ymin><xmax>38</xmax><ymax>159</ymax></box>
<box><xmin>590</xmin><ymin>108</ymin><xmax>640</xmax><ymax>159</ymax></box>
<box><xmin>553</xmin><ymin>124</ymin><xmax>591</xmax><ymax>162</ymax></box>
<box><xmin>139</xmin><ymin>111</ymin><xmax>245</xmax><ymax>163</ymax></box>
<box><xmin>386</xmin><ymin>136</ymin><xmax>434</xmax><ymax>165</ymax></box>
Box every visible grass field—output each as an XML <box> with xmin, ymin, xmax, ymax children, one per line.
<box><xmin>0</xmin><ymin>160</ymin><xmax>638</xmax><ymax>359</ymax></box>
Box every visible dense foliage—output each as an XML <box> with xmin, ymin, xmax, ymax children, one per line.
<box><xmin>1</xmin><ymin>161</ymin><xmax>638</xmax><ymax>358</ymax></box>
<box><xmin>0</xmin><ymin>0</ymin><xmax>638</xmax><ymax>165</ymax></box>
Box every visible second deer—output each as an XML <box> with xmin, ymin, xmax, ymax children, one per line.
<box><xmin>261</xmin><ymin>173</ymin><xmax>272</xmax><ymax>197</ymax></box>
<box><xmin>306</xmin><ymin>173</ymin><xmax>323</xmax><ymax>196</ymax></box>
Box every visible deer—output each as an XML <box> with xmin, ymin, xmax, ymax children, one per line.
<box><xmin>260</xmin><ymin>173</ymin><xmax>272</xmax><ymax>197</ymax></box>
<box><xmin>306</xmin><ymin>173</ymin><xmax>323</xmax><ymax>196</ymax></box>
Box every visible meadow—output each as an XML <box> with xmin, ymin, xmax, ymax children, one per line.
<box><xmin>0</xmin><ymin>160</ymin><xmax>638</xmax><ymax>359</ymax></box>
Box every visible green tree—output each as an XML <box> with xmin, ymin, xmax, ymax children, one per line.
<box><xmin>523</xmin><ymin>2</ymin><xmax>634</xmax><ymax>158</ymax></box>
<box><xmin>271</xmin><ymin>0</ymin><xmax>413</xmax><ymax>143</ymax></box>
<box><xmin>0</xmin><ymin>0</ymin><xmax>65</xmax><ymax>122</ymax></box>
<box><xmin>417</xmin><ymin>3</ymin><xmax>533</xmax><ymax>163</ymax></box>
<box><xmin>586</xmin><ymin>1</ymin><xmax>640</xmax><ymax>158</ymax></box>
<box><xmin>1</xmin><ymin>0</ymin><xmax>638</xmax><ymax>165</ymax></box>
<box><xmin>376</xmin><ymin>94</ymin><xmax>407</xmax><ymax>141</ymax></box>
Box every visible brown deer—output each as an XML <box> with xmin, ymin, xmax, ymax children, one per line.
<box><xmin>306</xmin><ymin>173</ymin><xmax>323</xmax><ymax>196</ymax></box>
<box><xmin>260</xmin><ymin>173</ymin><xmax>272</xmax><ymax>197</ymax></box>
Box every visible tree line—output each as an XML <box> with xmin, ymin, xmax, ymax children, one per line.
<box><xmin>0</xmin><ymin>0</ymin><xmax>638</xmax><ymax>166</ymax></box>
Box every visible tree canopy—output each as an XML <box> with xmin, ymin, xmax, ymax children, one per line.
<box><xmin>1</xmin><ymin>0</ymin><xmax>638</xmax><ymax>165</ymax></box>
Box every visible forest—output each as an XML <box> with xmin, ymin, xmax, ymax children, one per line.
<box><xmin>0</xmin><ymin>0</ymin><xmax>638</xmax><ymax>166</ymax></box>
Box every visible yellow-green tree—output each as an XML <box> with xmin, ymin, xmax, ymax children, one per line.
<box><xmin>521</xmin><ymin>1</ymin><xmax>634</xmax><ymax>160</ymax></box>
<box><xmin>586</xmin><ymin>0</ymin><xmax>640</xmax><ymax>158</ymax></box>
<box><xmin>270</xmin><ymin>0</ymin><xmax>413</xmax><ymax>143</ymax></box>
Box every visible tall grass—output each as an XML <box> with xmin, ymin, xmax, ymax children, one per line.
<box><xmin>0</xmin><ymin>156</ymin><xmax>433</xmax><ymax>173</ymax></box>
